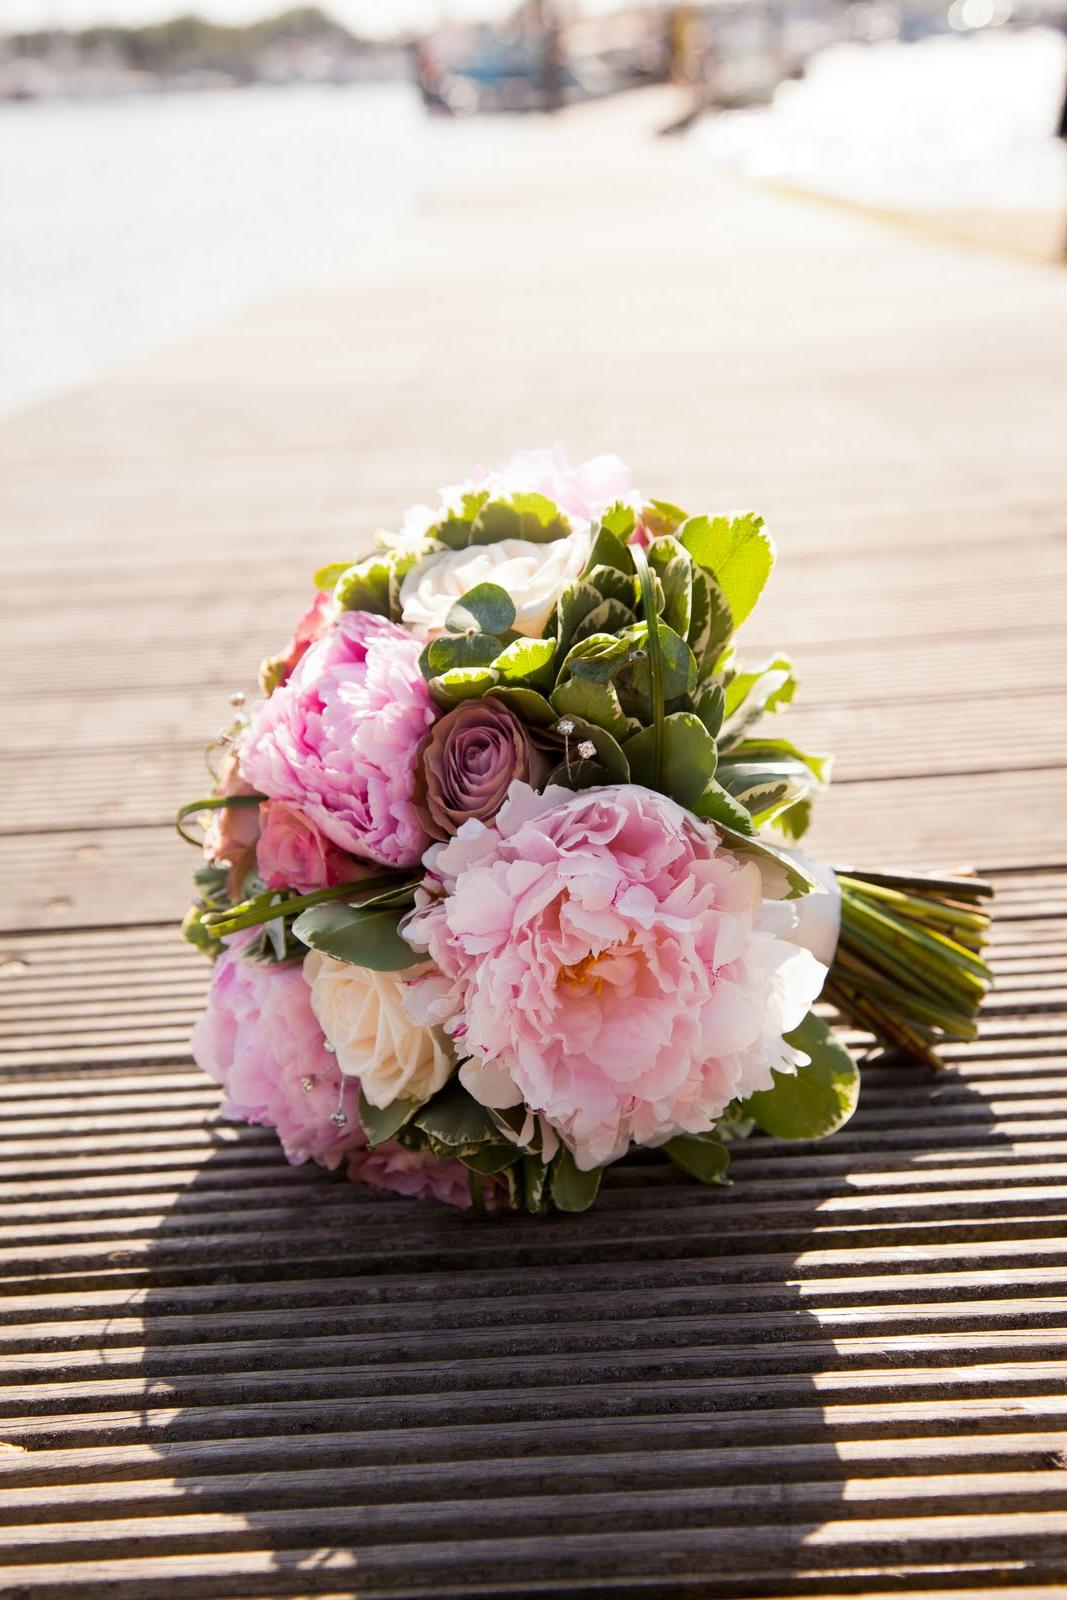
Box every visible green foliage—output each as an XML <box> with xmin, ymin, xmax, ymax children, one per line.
<box><xmin>679</xmin><ymin>512</ymin><xmax>775</xmax><ymax>628</ymax></box>
<box><xmin>492</xmin><ymin>637</ymin><xmax>556</xmax><ymax>691</ymax></box>
<box><xmin>662</xmin><ymin>1132</ymin><xmax>731</xmax><ymax>1185</ymax></box>
<box><xmin>413</xmin><ymin>1077</ymin><xmax>514</xmax><ymax>1162</ymax></box>
<box><xmin>420</xmin><ymin>633</ymin><xmax>501</xmax><ymax>678</ymax></box>
<box><xmin>291</xmin><ymin>899</ymin><xmax>419</xmax><ymax>971</ymax></box>
<box><xmin>549</xmin><ymin>1147</ymin><xmax>604</xmax><ymax>1212</ymax></box>
<box><xmin>333</xmin><ymin>553</ymin><xmax>392</xmax><ymax>617</ymax></box>
<box><xmin>741</xmin><ymin>1012</ymin><xmax>859</xmax><ymax>1139</ymax></box>
<box><xmin>445</xmin><ymin>582</ymin><xmax>516</xmax><ymax>637</ymax></box>
<box><xmin>625</xmin><ymin>712</ymin><xmax>718</xmax><ymax>811</ymax></box>
<box><xmin>722</xmin><ymin>655</ymin><xmax>797</xmax><ymax>731</ymax></box>
<box><xmin>428</xmin><ymin>665</ymin><xmax>501</xmax><ymax>705</ymax></box>
<box><xmin>358</xmin><ymin>1088</ymin><xmax>424</xmax><ymax>1148</ymax></box>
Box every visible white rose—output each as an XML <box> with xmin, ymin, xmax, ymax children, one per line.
<box><xmin>398</xmin><ymin>528</ymin><xmax>591</xmax><ymax>641</ymax></box>
<box><xmin>303</xmin><ymin>951</ymin><xmax>453</xmax><ymax>1110</ymax></box>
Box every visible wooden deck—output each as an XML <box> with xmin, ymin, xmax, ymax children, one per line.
<box><xmin>1</xmin><ymin>89</ymin><xmax>1066</xmax><ymax>1597</ymax></box>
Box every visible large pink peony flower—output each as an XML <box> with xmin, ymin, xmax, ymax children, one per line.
<box><xmin>241</xmin><ymin>610</ymin><xmax>439</xmax><ymax>870</ymax></box>
<box><xmin>402</xmin><ymin>782</ymin><xmax>828</xmax><ymax>1171</ymax></box>
<box><xmin>191</xmin><ymin>931</ymin><xmax>365</xmax><ymax>1170</ymax></box>
<box><xmin>192</xmin><ymin>934</ymin><xmax>476</xmax><ymax>1208</ymax></box>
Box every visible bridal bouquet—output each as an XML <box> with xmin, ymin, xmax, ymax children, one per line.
<box><xmin>180</xmin><ymin>450</ymin><xmax>992</xmax><ymax>1213</ymax></box>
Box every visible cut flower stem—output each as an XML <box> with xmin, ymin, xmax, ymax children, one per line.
<box><xmin>828</xmin><ymin>867</ymin><xmax>993</xmax><ymax>1067</ymax></box>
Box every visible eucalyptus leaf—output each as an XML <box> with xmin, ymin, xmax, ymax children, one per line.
<box><xmin>549</xmin><ymin>1146</ymin><xmax>604</xmax><ymax>1212</ymax></box>
<box><xmin>742</xmin><ymin>1011</ymin><xmax>860</xmax><ymax>1140</ymax></box>
<box><xmin>425</xmin><ymin>633</ymin><xmax>502</xmax><ymax>675</ymax></box>
<box><xmin>679</xmin><ymin>512</ymin><xmax>775</xmax><ymax>628</ymax></box>
<box><xmin>624</xmin><ymin>712</ymin><xmax>718</xmax><ymax>810</ymax></box>
<box><xmin>445</xmin><ymin>582</ymin><xmax>516</xmax><ymax>637</ymax></box>
<box><xmin>292</xmin><ymin>900</ymin><xmax>419</xmax><ymax>970</ymax></box>
<box><xmin>662</xmin><ymin>1132</ymin><xmax>731</xmax><ymax>1186</ymax></box>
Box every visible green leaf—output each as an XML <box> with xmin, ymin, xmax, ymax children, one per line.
<box><xmin>721</xmin><ymin>655</ymin><xmax>798</xmax><ymax>738</ymax></box>
<box><xmin>472</xmin><ymin>492</ymin><xmax>571</xmax><ymax>546</ymax></box>
<box><xmin>727</xmin><ymin>737</ymin><xmax>832</xmax><ymax>786</ymax></box>
<box><xmin>646</xmin><ymin>536</ymin><xmax>693</xmax><ymax>638</ymax></box>
<box><xmin>692</xmin><ymin>682</ymin><xmax>726</xmax><ymax>740</ymax></box>
<box><xmin>692</xmin><ymin>780</ymin><xmax>757</xmax><ymax>835</ymax></box>
<box><xmin>553</xmin><ymin>580</ymin><xmax>604</xmax><ymax>664</ymax></box>
<box><xmin>715</xmin><ymin>825</ymin><xmax>818</xmax><ymax>898</ymax></box>
<box><xmin>742</xmin><ymin>1012</ymin><xmax>860</xmax><ymax>1140</ymax></box>
<box><xmin>544</xmin><ymin>712</ymin><xmax>631</xmax><ymax>783</ymax></box>
<box><xmin>617</xmin><ymin>620</ymin><xmax>698</xmax><ymax>708</ymax></box>
<box><xmin>413</xmin><ymin>1077</ymin><xmax>504</xmax><ymax>1158</ymax></box>
<box><xmin>560</xmin><ymin>631</ymin><xmax>633</xmax><ymax>684</ymax></box>
<box><xmin>643</xmin><ymin>499</ymin><xmax>688</xmax><ymax>538</ymax></box>
<box><xmin>773</xmin><ymin>796</ymin><xmax>814</xmax><ymax>841</ymax></box>
<box><xmin>291</xmin><ymin>900</ymin><xmax>420</xmax><ymax>970</ymax></box>
<box><xmin>700</xmin><ymin>571</ymin><xmax>735</xmax><ymax>671</ymax></box>
<box><xmin>523</xmin><ymin>1155</ymin><xmax>552</xmax><ymax>1215</ymax></box>
<box><xmin>680</xmin><ymin>513</ymin><xmax>774</xmax><ymax>629</ymax></box>
<box><xmin>358</xmin><ymin>1087</ymin><xmax>424</xmax><ymax>1148</ymax></box>
<box><xmin>460</xmin><ymin>1143</ymin><xmax>522</xmax><ymax>1175</ymax></box>
<box><xmin>551</xmin><ymin>676</ymin><xmax>633</xmax><ymax>743</ymax></box>
<box><xmin>487</xmin><ymin>685</ymin><xmax>558</xmax><ymax>727</ymax></box>
<box><xmin>625</xmin><ymin>712</ymin><xmax>718</xmax><ymax>810</ymax></box>
<box><xmin>429</xmin><ymin>665</ymin><xmax>500</xmax><ymax>706</ymax></box>
<box><xmin>583</xmin><ymin>522</ymin><xmax>635</xmax><ymax>577</ymax></box>
<box><xmin>312</xmin><ymin>560</ymin><xmax>352</xmax><ymax>591</ymax></box>
<box><xmin>333</xmin><ymin>555</ymin><xmax>392</xmax><ymax>616</ymax></box>
<box><xmin>584</xmin><ymin>564</ymin><xmax>637</xmax><ymax>606</ymax></box>
<box><xmin>549</xmin><ymin>1146</ymin><xmax>604</xmax><ymax>1212</ymax></box>
<box><xmin>600</xmin><ymin>502</ymin><xmax>638</xmax><ymax>542</ymax></box>
<box><xmin>570</xmin><ymin>597</ymin><xmax>636</xmax><ymax>646</ymax></box>
<box><xmin>424</xmin><ymin>633</ymin><xmax>501</xmax><ymax>676</ymax></box>
<box><xmin>492</xmin><ymin>636</ymin><xmax>556</xmax><ymax>690</ymax></box>
<box><xmin>445</xmin><ymin>582</ymin><xmax>516</xmax><ymax>637</ymax></box>
<box><xmin>717</xmin><ymin>758</ymin><xmax>816</xmax><ymax>826</ymax></box>
<box><xmin>427</xmin><ymin>489</ymin><xmax>492</xmax><ymax>550</ymax></box>
<box><xmin>663</xmin><ymin>1132</ymin><xmax>731</xmax><ymax>1185</ymax></box>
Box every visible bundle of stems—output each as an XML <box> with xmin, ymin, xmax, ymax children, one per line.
<box><xmin>824</xmin><ymin>868</ymin><xmax>993</xmax><ymax>1069</ymax></box>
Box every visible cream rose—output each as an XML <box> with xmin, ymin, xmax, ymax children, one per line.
<box><xmin>303</xmin><ymin>951</ymin><xmax>454</xmax><ymax>1110</ymax></box>
<box><xmin>398</xmin><ymin>529</ymin><xmax>591</xmax><ymax>641</ymax></box>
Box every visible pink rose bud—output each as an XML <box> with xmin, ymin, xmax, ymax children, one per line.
<box><xmin>256</xmin><ymin>800</ymin><xmax>366</xmax><ymax>894</ymax></box>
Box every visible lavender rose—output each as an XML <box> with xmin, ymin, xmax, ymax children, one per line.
<box><xmin>412</xmin><ymin>698</ymin><xmax>549</xmax><ymax>841</ymax></box>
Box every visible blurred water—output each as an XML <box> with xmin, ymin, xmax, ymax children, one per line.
<box><xmin>0</xmin><ymin>83</ymin><xmax>461</xmax><ymax>416</ymax></box>
<box><xmin>700</xmin><ymin>30</ymin><xmax>1067</xmax><ymax>222</ymax></box>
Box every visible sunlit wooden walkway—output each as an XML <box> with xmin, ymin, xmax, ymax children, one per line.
<box><xmin>1</xmin><ymin>88</ymin><xmax>1067</xmax><ymax>1598</ymax></box>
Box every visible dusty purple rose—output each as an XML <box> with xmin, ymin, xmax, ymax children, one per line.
<box><xmin>412</xmin><ymin>697</ymin><xmax>549</xmax><ymax>841</ymax></box>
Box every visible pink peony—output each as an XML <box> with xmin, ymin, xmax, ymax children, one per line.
<box><xmin>191</xmin><ymin>934</ymin><xmax>477</xmax><ymax>1209</ymax></box>
<box><xmin>483</xmin><ymin>447</ymin><xmax>640</xmax><ymax>525</ymax></box>
<box><xmin>241</xmin><ymin>610</ymin><xmax>439</xmax><ymax>870</ymax></box>
<box><xmin>256</xmin><ymin>800</ymin><xmax>366</xmax><ymax>894</ymax></box>
<box><xmin>350</xmin><ymin>1143</ymin><xmax>477</xmax><ymax>1209</ymax></box>
<box><xmin>191</xmin><ymin>931</ymin><xmax>365</xmax><ymax>1169</ymax></box>
<box><xmin>402</xmin><ymin>782</ymin><xmax>828</xmax><ymax>1171</ymax></box>
<box><xmin>259</xmin><ymin>590</ymin><xmax>332</xmax><ymax>696</ymax></box>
